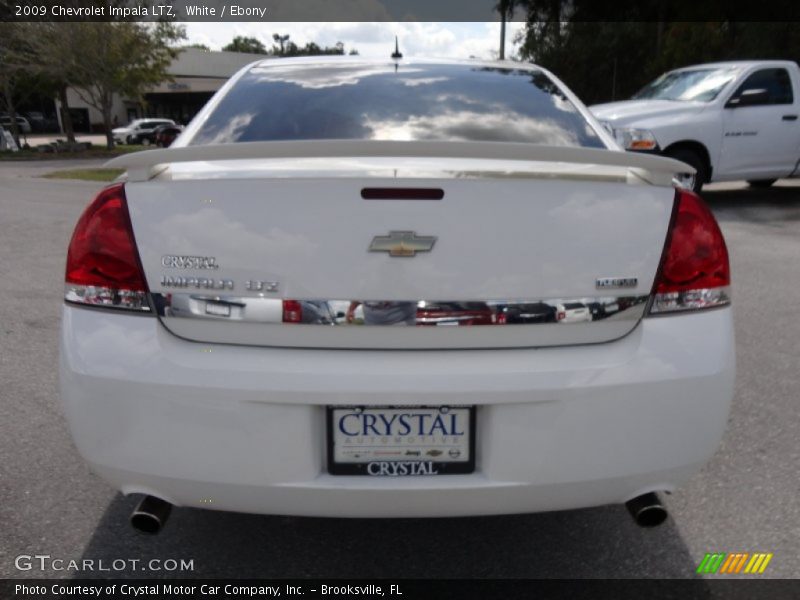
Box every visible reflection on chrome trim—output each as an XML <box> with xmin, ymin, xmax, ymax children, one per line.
<box><xmin>649</xmin><ymin>287</ymin><xmax>730</xmax><ymax>314</ymax></box>
<box><xmin>151</xmin><ymin>293</ymin><xmax>650</xmax><ymax>326</ymax></box>
<box><xmin>67</xmin><ymin>284</ymin><xmax>151</xmax><ymax>312</ymax></box>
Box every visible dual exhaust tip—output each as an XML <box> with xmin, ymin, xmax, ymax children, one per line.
<box><xmin>131</xmin><ymin>495</ymin><xmax>172</xmax><ymax>534</ymax></box>
<box><xmin>625</xmin><ymin>492</ymin><xmax>668</xmax><ymax>528</ymax></box>
<box><xmin>130</xmin><ymin>491</ymin><xmax>667</xmax><ymax>534</ymax></box>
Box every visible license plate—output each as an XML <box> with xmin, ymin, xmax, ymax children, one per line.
<box><xmin>327</xmin><ymin>406</ymin><xmax>475</xmax><ymax>476</ymax></box>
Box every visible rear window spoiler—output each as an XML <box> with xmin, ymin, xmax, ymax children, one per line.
<box><xmin>106</xmin><ymin>140</ymin><xmax>693</xmax><ymax>185</ymax></box>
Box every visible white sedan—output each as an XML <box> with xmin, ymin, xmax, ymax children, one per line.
<box><xmin>0</xmin><ymin>114</ymin><xmax>31</xmax><ymax>134</ymax></box>
<box><xmin>59</xmin><ymin>57</ymin><xmax>734</xmax><ymax>533</ymax></box>
<box><xmin>111</xmin><ymin>118</ymin><xmax>175</xmax><ymax>145</ymax></box>
<box><xmin>556</xmin><ymin>302</ymin><xmax>593</xmax><ymax>323</ymax></box>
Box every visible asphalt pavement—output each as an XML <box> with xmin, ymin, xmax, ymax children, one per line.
<box><xmin>0</xmin><ymin>162</ymin><xmax>798</xmax><ymax>579</ymax></box>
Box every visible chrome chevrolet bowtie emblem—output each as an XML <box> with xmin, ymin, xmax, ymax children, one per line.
<box><xmin>369</xmin><ymin>231</ymin><xmax>437</xmax><ymax>257</ymax></box>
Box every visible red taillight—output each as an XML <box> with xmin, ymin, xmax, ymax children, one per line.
<box><xmin>557</xmin><ymin>311</ymin><xmax>566</xmax><ymax>321</ymax></box>
<box><xmin>64</xmin><ymin>183</ymin><xmax>150</xmax><ymax>311</ymax></box>
<box><xmin>282</xmin><ymin>300</ymin><xmax>303</xmax><ymax>323</ymax></box>
<box><xmin>649</xmin><ymin>189</ymin><xmax>730</xmax><ymax>314</ymax></box>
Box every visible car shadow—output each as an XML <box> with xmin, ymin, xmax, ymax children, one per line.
<box><xmin>75</xmin><ymin>493</ymin><xmax>701</xmax><ymax>579</ymax></box>
<box><xmin>702</xmin><ymin>183</ymin><xmax>800</xmax><ymax>224</ymax></box>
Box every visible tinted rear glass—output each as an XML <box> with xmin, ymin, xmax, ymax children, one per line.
<box><xmin>189</xmin><ymin>62</ymin><xmax>604</xmax><ymax>148</ymax></box>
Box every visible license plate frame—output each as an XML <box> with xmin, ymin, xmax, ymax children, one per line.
<box><xmin>326</xmin><ymin>405</ymin><xmax>476</xmax><ymax>476</ymax></box>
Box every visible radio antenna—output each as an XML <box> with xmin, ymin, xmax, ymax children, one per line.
<box><xmin>391</xmin><ymin>36</ymin><xmax>403</xmax><ymax>59</ymax></box>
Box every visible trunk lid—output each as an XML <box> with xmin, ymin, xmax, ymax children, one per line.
<box><xmin>121</xmin><ymin>153</ymin><xmax>677</xmax><ymax>349</ymax></box>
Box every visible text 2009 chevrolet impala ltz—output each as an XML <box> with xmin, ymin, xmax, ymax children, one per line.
<box><xmin>59</xmin><ymin>58</ymin><xmax>734</xmax><ymax>533</ymax></box>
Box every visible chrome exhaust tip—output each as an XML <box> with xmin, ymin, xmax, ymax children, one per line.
<box><xmin>625</xmin><ymin>492</ymin><xmax>667</xmax><ymax>528</ymax></box>
<box><xmin>131</xmin><ymin>495</ymin><xmax>172</xmax><ymax>534</ymax></box>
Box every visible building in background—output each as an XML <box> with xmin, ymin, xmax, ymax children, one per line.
<box><xmin>58</xmin><ymin>48</ymin><xmax>267</xmax><ymax>132</ymax></box>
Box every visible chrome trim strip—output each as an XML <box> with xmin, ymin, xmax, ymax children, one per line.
<box><xmin>151</xmin><ymin>293</ymin><xmax>650</xmax><ymax>326</ymax></box>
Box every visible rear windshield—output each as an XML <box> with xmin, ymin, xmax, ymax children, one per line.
<box><xmin>188</xmin><ymin>62</ymin><xmax>605</xmax><ymax>148</ymax></box>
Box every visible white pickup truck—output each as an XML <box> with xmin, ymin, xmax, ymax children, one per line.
<box><xmin>592</xmin><ymin>60</ymin><xmax>800</xmax><ymax>191</ymax></box>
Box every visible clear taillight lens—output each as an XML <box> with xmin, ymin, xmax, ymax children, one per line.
<box><xmin>649</xmin><ymin>189</ymin><xmax>730</xmax><ymax>314</ymax></box>
<box><xmin>65</xmin><ymin>183</ymin><xmax>150</xmax><ymax>312</ymax></box>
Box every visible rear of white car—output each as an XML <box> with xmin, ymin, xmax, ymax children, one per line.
<box><xmin>59</xmin><ymin>58</ymin><xmax>734</xmax><ymax>530</ymax></box>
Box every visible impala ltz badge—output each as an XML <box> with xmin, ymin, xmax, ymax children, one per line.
<box><xmin>246</xmin><ymin>280</ymin><xmax>279</xmax><ymax>292</ymax></box>
<box><xmin>596</xmin><ymin>277</ymin><xmax>638</xmax><ymax>289</ymax></box>
<box><xmin>161</xmin><ymin>276</ymin><xmax>233</xmax><ymax>290</ymax></box>
<box><xmin>369</xmin><ymin>231</ymin><xmax>437</xmax><ymax>257</ymax></box>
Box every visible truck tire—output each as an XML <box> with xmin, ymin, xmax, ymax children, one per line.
<box><xmin>747</xmin><ymin>179</ymin><xmax>777</xmax><ymax>188</ymax></box>
<box><xmin>665</xmin><ymin>148</ymin><xmax>708</xmax><ymax>194</ymax></box>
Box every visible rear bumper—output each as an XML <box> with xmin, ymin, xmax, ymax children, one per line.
<box><xmin>59</xmin><ymin>306</ymin><xmax>735</xmax><ymax>518</ymax></box>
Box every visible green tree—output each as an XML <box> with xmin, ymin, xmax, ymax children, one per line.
<box><xmin>272</xmin><ymin>34</ymin><xmax>290</xmax><ymax>55</ymax></box>
<box><xmin>54</xmin><ymin>22</ymin><xmax>185</xmax><ymax>148</ymax></box>
<box><xmin>299</xmin><ymin>41</ymin><xmax>346</xmax><ymax>56</ymax></box>
<box><xmin>0</xmin><ymin>23</ymin><xmax>32</xmax><ymax>145</ymax></box>
<box><xmin>656</xmin><ymin>22</ymin><xmax>800</xmax><ymax>73</ymax></box>
<box><xmin>223</xmin><ymin>36</ymin><xmax>267</xmax><ymax>54</ymax></box>
<box><xmin>269</xmin><ymin>35</ymin><xmax>351</xmax><ymax>57</ymax></box>
<box><xmin>16</xmin><ymin>22</ymin><xmax>85</xmax><ymax>143</ymax></box>
<box><xmin>517</xmin><ymin>2</ymin><xmax>800</xmax><ymax>104</ymax></box>
<box><xmin>0</xmin><ymin>23</ymin><xmax>64</xmax><ymax>146</ymax></box>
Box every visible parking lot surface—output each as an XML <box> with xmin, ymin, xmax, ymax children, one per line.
<box><xmin>0</xmin><ymin>162</ymin><xmax>798</xmax><ymax>579</ymax></box>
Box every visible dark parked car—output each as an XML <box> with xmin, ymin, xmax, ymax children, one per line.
<box><xmin>25</xmin><ymin>111</ymin><xmax>58</xmax><ymax>133</ymax></box>
<box><xmin>416</xmin><ymin>301</ymin><xmax>494</xmax><ymax>326</ymax></box>
<box><xmin>498</xmin><ymin>302</ymin><xmax>556</xmax><ymax>324</ymax></box>
<box><xmin>0</xmin><ymin>114</ymin><xmax>31</xmax><ymax>134</ymax></box>
<box><xmin>154</xmin><ymin>124</ymin><xmax>184</xmax><ymax>147</ymax></box>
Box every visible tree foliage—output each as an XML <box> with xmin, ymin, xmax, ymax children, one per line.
<box><xmin>222</xmin><ymin>36</ymin><xmax>267</xmax><ymax>54</ymax></box>
<box><xmin>279</xmin><ymin>40</ymin><xmax>346</xmax><ymax>57</ymax></box>
<box><xmin>9</xmin><ymin>22</ymin><xmax>184</xmax><ymax>148</ymax></box>
<box><xmin>15</xmin><ymin>22</ymin><xmax>85</xmax><ymax>143</ymax></box>
<box><xmin>65</xmin><ymin>22</ymin><xmax>183</xmax><ymax>148</ymax></box>
<box><xmin>223</xmin><ymin>34</ymin><xmax>352</xmax><ymax>58</ymax></box>
<box><xmin>515</xmin><ymin>1</ymin><xmax>800</xmax><ymax>104</ymax></box>
<box><xmin>0</xmin><ymin>23</ymin><xmax>38</xmax><ymax>144</ymax></box>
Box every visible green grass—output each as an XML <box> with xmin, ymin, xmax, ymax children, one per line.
<box><xmin>0</xmin><ymin>144</ymin><xmax>145</xmax><ymax>161</ymax></box>
<box><xmin>42</xmin><ymin>168</ymin><xmax>125</xmax><ymax>182</ymax></box>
